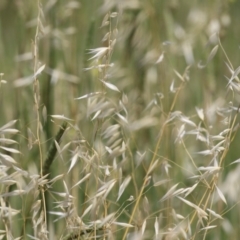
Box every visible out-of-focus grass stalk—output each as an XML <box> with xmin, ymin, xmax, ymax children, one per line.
<box><xmin>33</xmin><ymin>0</ymin><xmax>47</xmax><ymax>231</ymax></box>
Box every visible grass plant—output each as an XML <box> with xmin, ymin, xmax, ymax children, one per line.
<box><xmin>0</xmin><ymin>0</ymin><xmax>240</xmax><ymax>239</ymax></box>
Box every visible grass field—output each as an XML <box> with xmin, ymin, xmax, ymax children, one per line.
<box><xmin>0</xmin><ymin>0</ymin><xmax>240</xmax><ymax>239</ymax></box>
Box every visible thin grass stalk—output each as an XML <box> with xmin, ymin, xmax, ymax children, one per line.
<box><xmin>43</xmin><ymin>122</ymin><xmax>67</xmax><ymax>177</ymax></box>
<box><xmin>219</xmin><ymin>105</ymin><xmax>239</xmax><ymax>166</ymax></box>
<box><xmin>202</xmin><ymin>185</ymin><xmax>219</xmax><ymax>240</ymax></box>
<box><xmin>122</xmin><ymin>81</ymin><xmax>185</xmax><ymax>239</ymax></box>
<box><xmin>33</xmin><ymin>0</ymin><xmax>47</xmax><ymax>233</ymax></box>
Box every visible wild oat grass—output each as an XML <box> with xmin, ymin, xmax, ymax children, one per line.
<box><xmin>0</xmin><ymin>0</ymin><xmax>240</xmax><ymax>239</ymax></box>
